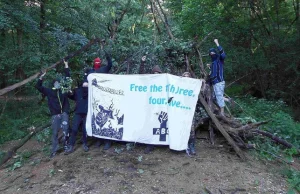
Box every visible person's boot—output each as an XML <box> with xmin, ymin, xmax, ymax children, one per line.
<box><xmin>144</xmin><ymin>145</ymin><xmax>154</xmax><ymax>154</ymax></box>
<box><xmin>103</xmin><ymin>140</ymin><xmax>111</xmax><ymax>150</ymax></box>
<box><xmin>95</xmin><ymin>139</ymin><xmax>102</xmax><ymax>148</ymax></box>
<box><xmin>83</xmin><ymin>144</ymin><xmax>89</xmax><ymax>152</ymax></box>
<box><xmin>189</xmin><ymin>142</ymin><xmax>196</xmax><ymax>155</ymax></box>
<box><xmin>50</xmin><ymin>152</ymin><xmax>56</xmax><ymax>158</ymax></box>
<box><xmin>64</xmin><ymin>145</ymin><xmax>74</xmax><ymax>155</ymax></box>
<box><xmin>186</xmin><ymin>146</ymin><xmax>191</xmax><ymax>156</ymax></box>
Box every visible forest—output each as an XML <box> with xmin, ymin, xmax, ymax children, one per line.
<box><xmin>0</xmin><ymin>0</ymin><xmax>299</xmax><ymax>193</ymax></box>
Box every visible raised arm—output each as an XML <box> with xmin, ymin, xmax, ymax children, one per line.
<box><xmin>63</xmin><ymin>59</ymin><xmax>71</xmax><ymax>77</ymax></box>
<box><xmin>139</xmin><ymin>56</ymin><xmax>146</xmax><ymax>74</ymax></box>
<box><xmin>35</xmin><ymin>72</ymin><xmax>49</xmax><ymax>95</ymax></box>
<box><xmin>97</xmin><ymin>51</ymin><xmax>112</xmax><ymax>73</ymax></box>
<box><xmin>214</xmin><ymin>39</ymin><xmax>226</xmax><ymax>60</ymax></box>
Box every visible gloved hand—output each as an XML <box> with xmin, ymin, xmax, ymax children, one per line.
<box><xmin>38</xmin><ymin>71</ymin><xmax>46</xmax><ymax>80</ymax></box>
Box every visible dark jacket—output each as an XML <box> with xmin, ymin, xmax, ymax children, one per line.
<box><xmin>209</xmin><ymin>45</ymin><xmax>226</xmax><ymax>85</ymax></box>
<box><xmin>36</xmin><ymin>68</ymin><xmax>71</xmax><ymax>115</ymax></box>
<box><xmin>68</xmin><ymin>87</ymin><xmax>88</xmax><ymax>114</ymax></box>
<box><xmin>84</xmin><ymin>52</ymin><xmax>113</xmax><ymax>82</ymax></box>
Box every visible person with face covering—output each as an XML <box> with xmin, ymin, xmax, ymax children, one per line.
<box><xmin>85</xmin><ymin>50</ymin><xmax>113</xmax><ymax>150</ymax></box>
<box><xmin>36</xmin><ymin>60</ymin><xmax>71</xmax><ymax>158</ymax></box>
<box><xmin>85</xmin><ymin>50</ymin><xmax>112</xmax><ymax>76</ymax></box>
<box><xmin>209</xmin><ymin>39</ymin><xmax>226</xmax><ymax>116</ymax></box>
<box><xmin>65</xmin><ymin>81</ymin><xmax>89</xmax><ymax>154</ymax></box>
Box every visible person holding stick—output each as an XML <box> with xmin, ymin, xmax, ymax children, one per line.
<box><xmin>36</xmin><ymin>60</ymin><xmax>71</xmax><ymax>158</ymax></box>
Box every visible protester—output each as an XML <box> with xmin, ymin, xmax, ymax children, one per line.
<box><xmin>36</xmin><ymin>60</ymin><xmax>71</xmax><ymax>158</ymax></box>
<box><xmin>208</xmin><ymin>39</ymin><xmax>226</xmax><ymax>116</ymax></box>
<box><xmin>181</xmin><ymin>72</ymin><xmax>203</xmax><ymax>156</ymax></box>
<box><xmin>65</xmin><ymin>81</ymin><xmax>89</xmax><ymax>154</ymax></box>
<box><xmin>85</xmin><ymin>50</ymin><xmax>113</xmax><ymax>78</ymax></box>
<box><xmin>85</xmin><ymin>50</ymin><xmax>113</xmax><ymax>150</ymax></box>
<box><xmin>139</xmin><ymin>55</ymin><xmax>163</xmax><ymax>154</ymax></box>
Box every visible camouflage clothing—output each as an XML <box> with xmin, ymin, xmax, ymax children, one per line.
<box><xmin>189</xmin><ymin>103</ymin><xmax>208</xmax><ymax>141</ymax></box>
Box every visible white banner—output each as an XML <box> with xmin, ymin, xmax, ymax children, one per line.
<box><xmin>86</xmin><ymin>73</ymin><xmax>202</xmax><ymax>151</ymax></box>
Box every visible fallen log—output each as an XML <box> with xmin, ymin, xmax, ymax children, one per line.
<box><xmin>199</xmin><ymin>94</ymin><xmax>247</xmax><ymax>161</ymax></box>
<box><xmin>0</xmin><ymin>123</ymin><xmax>51</xmax><ymax>168</ymax></box>
<box><xmin>252</xmin><ymin>129</ymin><xmax>299</xmax><ymax>153</ymax></box>
<box><xmin>0</xmin><ymin>38</ymin><xmax>101</xmax><ymax>96</ymax></box>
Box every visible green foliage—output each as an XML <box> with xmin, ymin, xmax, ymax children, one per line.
<box><xmin>0</xmin><ymin>99</ymin><xmax>48</xmax><ymax>145</ymax></box>
<box><xmin>35</xmin><ymin>127</ymin><xmax>51</xmax><ymax>143</ymax></box>
<box><xmin>281</xmin><ymin>168</ymin><xmax>300</xmax><ymax>193</ymax></box>
<box><xmin>232</xmin><ymin>97</ymin><xmax>300</xmax><ymax>157</ymax></box>
<box><xmin>8</xmin><ymin>151</ymin><xmax>33</xmax><ymax>171</ymax></box>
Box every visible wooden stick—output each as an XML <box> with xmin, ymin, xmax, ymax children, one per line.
<box><xmin>0</xmin><ymin>123</ymin><xmax>51</xmax><ymax>167</ymax></box>
<box><xmin>216</xmin><ymin>115</ymin><xmax>243</xmax><ymax>128</ymax></box>
<box><xmin>253</xmin><ymin>129</ymin><xmax>299</xmax><ymax>152</ymax></box>
<box><xmin>199</xmin><ymin>94</ymin><xmax>247</xmax><ymax>160</ymax></box>
<box><xmin>0</xmin><ymin>38</ymin><xmax>101</xmax><ymax>96</ymax></box>
<box><xmin>226</xmin><ymin>120</ymin><xmax>270</xmax><ymax>133</ymax></box>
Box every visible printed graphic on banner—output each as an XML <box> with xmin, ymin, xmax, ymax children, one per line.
<box><xmin>153</xmin><ymin>111</ymin><xmax>168</xmax><ymax>141</ymax></box>
<box><xmin>90</xmin><ymin>78</ymin><xmax>124</xmax><ymax>140</ymax></box>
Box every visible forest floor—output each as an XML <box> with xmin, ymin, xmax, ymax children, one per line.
<box><xmin>0</xmin><ymin>131</ymin><xmax>294</xmax><ymax>194</ymax></box>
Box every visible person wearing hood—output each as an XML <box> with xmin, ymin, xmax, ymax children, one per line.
<box><xmin>36</xmin><ymin>60</ymin><xmax>71</xmax><ymax>158</ymax></box>
<box><xmin>209</xmin><ymin>39</ymin><xmax>226</xmax><ymax>116</ymax></box>
<box><xmin>65</xmin><ymin>81</ymin><xmax>89</xmax><ymax>154</ymax></box>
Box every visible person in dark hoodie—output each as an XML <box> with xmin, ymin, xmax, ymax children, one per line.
<box><xmin>209</xmin><ymin>39</ymin><xmax>226</xmax><ymax>116</ymax></box>
<box><xmin>36</xmin><ymin>60</ymin><xmax>71</xmax><ymax>158</ymax></box>
<box><xmin>65</xmin><ymin>81</ymin><xmax>89</xmax><ymax>154</ymax></box>
<box><xmin>85</xmin><ymin>50</ymin><xmax>113</xmax><ymax>150</ymax></box>
<box><xmin>139</xmin><ymin>55</ymin><xmax>163</xmax><ymax>154</ymax></box>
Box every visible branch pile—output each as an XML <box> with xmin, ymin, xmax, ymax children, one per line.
<box><xmin>198</xmin><ymin>85</ymin><xmax>299</xmax><ymax>160</ymax></box>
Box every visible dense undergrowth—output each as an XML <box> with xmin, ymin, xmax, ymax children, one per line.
<box><xmin>227</xmin><ymin>86</ymin><xmax>300</xmax><ymax>193</ymax></box>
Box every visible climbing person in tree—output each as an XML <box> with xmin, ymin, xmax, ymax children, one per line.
<box><xmin>65</xmin><ymin>80</ymin><xmax>89</xmax><ymax>154</ymax></box>
<box><xmin>208</xmin><ymin>39</ymin><xmax>226</xmax><ymax>116</ymax></box>
<box><xmin>36</xmin><ymin>60</ymin><xmax>71</xmax><ymax>158</ymax></box>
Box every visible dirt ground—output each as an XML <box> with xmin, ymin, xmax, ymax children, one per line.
<box><xmin>0</xmin><ymin>134</ymin><xmax>291</xmax><ymax>194</ymax></box>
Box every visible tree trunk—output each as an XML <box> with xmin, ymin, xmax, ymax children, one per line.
<box><xmin>108</xmin><ymin>0</ymin><xmax>131</xmax><ymax>41</ymax></box>
<box><xmin>150</xmin><ymin>0</ymin><xmax>161</xmax><ymax>34</ymax></box>
<box><xmin>149</xmin><ymin>0</ymin><xmax>174</xmax><ymax>40</ymax></box>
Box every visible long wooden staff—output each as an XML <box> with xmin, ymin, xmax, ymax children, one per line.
<box><xmin>0</xmin><ymin>38</ymin><xmax>101</xmax><ymax>96</ymax></box>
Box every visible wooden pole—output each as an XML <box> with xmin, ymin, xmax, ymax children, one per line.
<box><xmin>199</xmin><ymin>94</ymin><xmax>247</xmax><ymax>161</ymax></box>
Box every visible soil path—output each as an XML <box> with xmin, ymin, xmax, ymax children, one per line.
<box><xmin>0</xmin><ymin>138</ymin><xmax>288</xmax><ymax>194</ymax></box>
